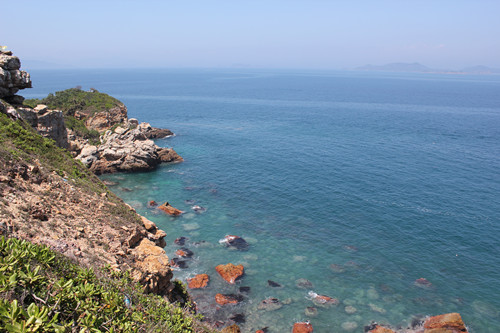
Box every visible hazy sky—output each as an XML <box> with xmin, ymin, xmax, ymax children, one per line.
<box><xmin>3</xmin><ymin>0</ymin><xmax>500</xmax><ymax>70</ymax></box>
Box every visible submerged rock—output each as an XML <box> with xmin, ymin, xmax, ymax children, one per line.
<box><xmin>268</xmin><ymin>280</ymin><xmax>282</xmax><ymax>288</ymax></box>
<box><xmin>345</xmin><ymin>305</ymin><xmax>357</xmax><ymax>314</ymax></box>
<box><xmin>292</xmin><ymin>321</ymin><xmax>313</xmax><ymax>333</ymax></box>
<box><xmin>330</xmin><ymin>263</ymin><xmax>345</xmax><ymax>273</ymax></box>
<box><xmin>296</xmin><ymin>278</ymin><xmax>314</xmax><ymax>289</ymax></box>
<box><xmin>239</xmin><ymin>286</ymin><xmax>251</xmax><ymax>293</ymax></box>
<box><xmin>215</xmin><ymin>293</ymin><xmax>244</xmax><ymax>305</ymax></box>
<box><xmin>305</xmin><ymin>307</ymin><xmax>318</xmax><ymax>317</ymax></box>
<box><xmin>219</xmin><ymin>235</ymin><xmax>249</xmax><ymax>251</ymax></box>
<box><xmin>258</xmin><ymin>297</ymin><xmax>283</xmax><ymax>311</ymax></box>
<box><xmin>414</xmin><ymin>277</ymin><xmax>432</xmax><ymax>288</ymax></box>
<box><xmin>341</xmin><ymin>321</ymin><xmax>358</xmax><ymax>331</ymax></box>
<box><xmin>187</xmin><ymin>274</ymin><xmax>209</xmax><ymax>289</ymax></box>
<box><xmin>215</xmin><ymin>263</ymin><xmax>244</xmax><ymax>284</ymax></box>
<box><xmin>221</xmin><ymin>324</ymin><xmax>241</xmax><ymax>333</ymax></box>
<box><xmin>229</xmin><ymin>313</ymin><xmax>245</xmax><ymax>324</ymax></box>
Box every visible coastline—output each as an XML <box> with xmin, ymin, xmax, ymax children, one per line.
<box><xmin>2</xmin><ymin>50</ymin><xmax>488</xmax><ymax>331</ymax></box>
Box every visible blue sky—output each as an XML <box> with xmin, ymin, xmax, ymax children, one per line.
<box><xmin>3</xmin><ymin>0</ymin><xmax>500</xmax><ymax>69</ymax></box>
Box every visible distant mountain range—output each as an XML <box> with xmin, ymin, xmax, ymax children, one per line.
<box><xmin>355</xmin><ymin>62</ymin><xmax>500</xmax><ymax>74</ymax></box>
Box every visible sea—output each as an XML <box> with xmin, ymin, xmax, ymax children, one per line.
<box><xmin>25</xmin><ymin>68</ymin><xmax>500</xmax><ymax>332</ymax></box>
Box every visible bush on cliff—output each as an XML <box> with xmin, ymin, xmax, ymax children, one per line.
<box><xmin>25</xmin><ymin>88</ymin><xmax>122</xmax><ymax>116</ymax></box>
<box><xmin>0</xmin><ymin>236</ymin><xmax>215</xmax><ymax>333</ymax></box>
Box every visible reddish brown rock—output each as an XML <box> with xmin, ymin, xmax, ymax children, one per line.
<box><xmin>175</xmin><ymin>248</ymin><xmax>194</xmax><ymax>258</ymax></box>
<box><xmin>308</xmin><ymin>291</ymin><xmax>339</xmax><ymax>307</ymax></box>
<box><xmin>188</xmin><ymin>274</ymin><xmax>209</xmax><ymax>289</ymax></box>
<box><xmin>292</xmin><ymin>322</ymin><xmax>313</xmax><ymax>333</ymax></box>
<box><xmin>147</xmin><ymin>200</ymin><xmax>158</xmax><ymax>208</ymax></box>
<box><xmin>216</xmin><ymin>263</ymin><xmax>244</xmax><ymax>284</ymax></box>
<box><xmin>158</xmin><ymin>202</ymin><xmax>183</xmax><ymax>216</ymax></box>
<box><xmin>367</xmin><ymin>325</ymin><xmax>396</xmax><ymax>333</ymax></box>
<box><xmin>424</xmin><ymin>313</ymin><xmax>468</xmax><ymax>333</ymax></box>
<box><xmin>415</xmin><ymin>277</ymin><xmax>432</xmax><ymax>287</ymax></box>
<box><xmin>221</xmin><ymin>324</ymin><xmax>241</xmax><ymax>333</ymax></box>
<box><xmin>215</xmin><ymin>293</ymin><xmax>244</xmax><ymax>305</ymax></box>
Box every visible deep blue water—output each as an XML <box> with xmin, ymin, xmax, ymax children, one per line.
<box><xmin>25</xmin><ymin>69</ymin><xmax>500</xmax><ymax>332</ymax></box>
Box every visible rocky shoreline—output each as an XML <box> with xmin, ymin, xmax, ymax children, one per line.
<box><xmin>1</xmin><ymin>49</ymin><xmax>472</xmax><ymax>332</ymax></box>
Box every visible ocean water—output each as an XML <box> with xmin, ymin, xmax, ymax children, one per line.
<box><xmin>25</xmin><ymin>69</ymin><xmax>500</xmax><ymax>332</ymax></box>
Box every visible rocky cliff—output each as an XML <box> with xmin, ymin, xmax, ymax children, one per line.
<box><xmin>0</xmin><ymin>50</ymin><xmax>31</xmax><ymax>104</ymax></box>
<box><xmin>0</xmin><ymin>50</ymin><xmax>179</xmax><ymax>298</ymax></box>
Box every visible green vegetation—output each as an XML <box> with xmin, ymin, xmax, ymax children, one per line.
<box><xmin>24</xmin><ymin>88</ymin><xmax>124</xmax><ymax>145</ymax></box>
<box><xmin>63</xmin><ymin>116</ymin><xmax>101</xmax><ymax>146</ymax></box>
<box><xmin>0</xmin><ymin>110</ymin><xmax>104</xmax><ymax>194</ymax></box>
<box><xmin>24</xmin><ymin>88</ymin><xmax>122</xmax><ymax>117</ymax></box>
<box><xmin>0</xmin><ymin>237</ymin><xmax>214</xmax><ymax>332</ymax></box>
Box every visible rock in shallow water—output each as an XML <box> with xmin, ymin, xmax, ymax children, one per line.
<box><xmin>187</xmin><ymin>274</ymin><xmax>209</xmax><ymax>289</ymax></box>
<box><xmin>174</xmin><ymin>236</ymin><xmax>187</xmax><ymax>246</ymax></box>
<box><xmin>305</xmin><ymin>307</ymin><xmax>318</xmax><ymax>317</ymax></box>
<box><xmin>296</xmin><ymin>278</ymin><xmax>313</xmax><ymax>289</ymax></box>
<box><xmin>308</xmin><ymin>291</ymin><xmax>339</xmax><ymax>307</ymax></box>
<box><xmin>345</xmin><ymin>305</ymin><xmax>357</xmax><ymax>314</ymax></box>
<box><xmin>219</xmin><ymin>235</ymin><xmax>249</xmax><ymax>251</ymax></box>
<box><xmin>175</xmin><ymin>247</ymin><xmax>194</xmax><ymax>258</ymax></box>
<box><xmin>258</xmin><ymin>297</ymin><xmax>283</xmax><ymax>311</ymax></box>
<box><xmin>268</xmin><ymin>280</ymin><xmax>282</xmax><ymax>288</ymax></box>
<box><xmin>292</xmin><ymin>322</ymin><xmax>313</xmax><ymax>333</ymax></box>
<box><xmin>341</xmin><ymin>321</ymin><xmax>358</xmax><ymax>331</ymax></box>
<box><xmin>215</xmin><ymin>263</ymin><xmax>244</xmax><ymax>284</ymax></box>
<box><xmin>215</xmin><ymin>293</ymin><xmax>244</xmax><ymax>305</ymax></box>
<box><xmin>424</xmin><ymin>312</ymin><xmax>468</xmax><ymax>332</ymax></box>
<box><xmin>158</xmin><ymin>202</ymin><xmax>183</xmax><ymax>216</ymax></box>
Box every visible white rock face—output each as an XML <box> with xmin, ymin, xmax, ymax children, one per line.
<box><xmin>76</xmin><ymin>123</ymin><xmax>182</xmax><ymax>174</ymax></box>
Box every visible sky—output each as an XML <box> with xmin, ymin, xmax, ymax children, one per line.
<box><xmin>3</xmin><ymin>0</ymin><xmax>500</xmax><ymax>70</ymax></box>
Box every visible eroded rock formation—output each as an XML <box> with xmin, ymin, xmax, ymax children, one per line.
<box><xmin>75</xmin><ymin>124</ymin><xmax>183</xmax><ymax>174</ymax></box>
<box><xmin>0</xmin><ymin>50</ymin><xmax>31</xmax><ymax>103</ymax></box>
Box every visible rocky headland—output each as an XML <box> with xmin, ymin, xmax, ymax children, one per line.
<box><xmin>0</xmin><ymin>49</ymin><xmax>472</xmax><ymax>332</ymax></box>
<box><xmin>0</xmin><ymin>49</ymin><xmax>213</xmax><ymax>332</ymax></box>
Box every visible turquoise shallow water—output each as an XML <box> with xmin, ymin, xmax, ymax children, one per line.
<box><xmin>26</xmin><ymin>69</ymin><xmax>500</xmax><ymax>332</ymax></box>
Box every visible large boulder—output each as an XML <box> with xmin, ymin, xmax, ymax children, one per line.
<box><xmin>423</xmin><ymin>313</ymin><xmax>468</xmax><ymax>333</ymax></box>
<box><xmin>215</xmin><ymin>263</ymin><xmax>244</xmax><ymax>284</ymax></box>
<box><xmin>130</xmin><ymin>238</ymin><xmax>174</xmax><ymax>295</ymax></box>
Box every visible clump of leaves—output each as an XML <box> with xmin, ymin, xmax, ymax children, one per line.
<box><xmin>0</xmin><ymin>236</ymin><xmax>216</xmax><ymax>333</ymax></box>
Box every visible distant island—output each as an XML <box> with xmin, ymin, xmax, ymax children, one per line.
<box><xmin>355</xmin><ymin>62</ymin><xmax>500</xmax><ymax>75</ymax></box>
